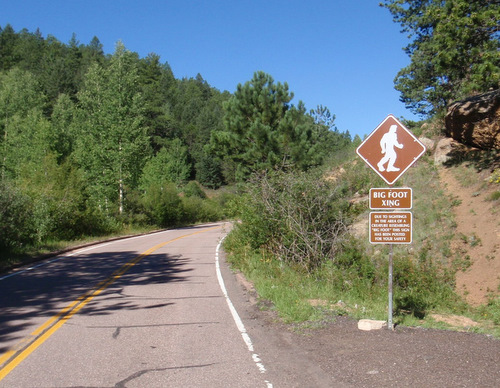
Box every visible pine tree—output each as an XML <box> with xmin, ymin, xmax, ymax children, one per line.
<box><xmin>0</xmin><ymin>68</ymin><xmax>49</xmax><ymax>180</ymax></box>
<box><xmin>0</xmin><ymin>24</ymin><xmax>19</xmax><ymax>71</ymax></box>
<box><xmin>211</xmin><ymin>71</ymin><xmax>326</xmax><ymax>181</ymax></box>
<box><xmin>381</xmin><ymin>0</ymin><xmax>500</xmax><ymax>116</ymax></box>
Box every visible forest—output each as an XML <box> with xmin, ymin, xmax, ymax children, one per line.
<box><xmin>0</xmin><ymin>23</ymin><xmax>350</xmax><ymax>260</ymax></box>
<box><xmin>1</xmin><ymin>0</ymin><xmax>499</xmax><ymax>331</ymax></box>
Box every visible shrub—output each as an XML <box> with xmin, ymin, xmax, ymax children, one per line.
<box><xmin>395</xmin><ymin>289</ymin><xmax>428</xmax><ymax>319</ymax></box>
<box><xmin>141</xmin><ymin>183</ymin><xmax>183</xmax><ymax>227</ymax></box>
<box><xmin>0</xmin><ymin>182</ymin><xmax>34</xmax><ymax>253</ymax></box>
<box><xmin>392</xmin><ymin>252</ymin><xmax>457</xmax><ymax>318</ymax></box>
<box><xmin>181</xmin><ymin>196</ymin><xmax>222</xmax><ymax>224</ymax></box>
<box><xmin>233</xmin><ymin>169</ymin><xmax>351</xmax><ymax>272</ymax></box>
<box><xmin>182</xmin><ymin>181</ymin><xmax>207</xmax><ymax>199</ymax></box>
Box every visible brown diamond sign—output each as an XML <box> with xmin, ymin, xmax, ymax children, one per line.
<box><xmin>356</xmin><ymin>114</ymin><xmax>426</xmax><ymax>185</ymax></box>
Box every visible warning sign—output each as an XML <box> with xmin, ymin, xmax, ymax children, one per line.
<box><xmin>356</xmin><ymin>115</ymin><xmax>426</xmax><ymax>185</ymax></box>
<box><xmin>369</xmin><ymin>212</ymin><xmax>412</xmax><ymax>244</ymax></box>
<box><xmin>370</xmin><ymin>188</ymin><xmax>412</xmax><ymax>209</ymax></box>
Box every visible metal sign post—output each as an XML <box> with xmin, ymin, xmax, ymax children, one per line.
<box><xmin>356</xmin><ymin>114</ymin><xmax>426</xmax><ymax>331</ymax></box>
<box><xmin>388</xmin><ymin>244</ymin><xmax>393</xmax><ymax>330</ymax></box>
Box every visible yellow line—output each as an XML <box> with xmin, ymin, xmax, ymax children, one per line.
<box><xmin>0</xmin><ymin>351</ymin><xmax>15</xmax><ymax>367</ymax></box>
<box><xmin>0</xmin><ymin>225</ymin><xmax>221</xmax><ymax>381</ymax></box>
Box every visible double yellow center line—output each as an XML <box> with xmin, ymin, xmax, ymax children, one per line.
<box><xmin>0</xmin><ymin>226</ymin><xmax>220</xmax><ymax>381</ymax></box>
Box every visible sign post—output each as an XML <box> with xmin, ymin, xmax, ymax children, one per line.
<box><xmin>356</xmin><ymin>114</ymin><xmax>425</xmax><ymax>330</ymax></box>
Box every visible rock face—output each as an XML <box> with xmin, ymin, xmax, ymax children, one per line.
<box><xmin>418</xmin><ymin>137</ymin><xmax>435</xmax><ymax>152</ymax></box>
<box><xmin>434</xmin><ymin>137</ymin><xmax>483</xmax><ymax>166</ymax></box>
<box><xmin>445</xmin><ymin>89</ymin><xmax>500</xmax><ymax>150</ymax></box>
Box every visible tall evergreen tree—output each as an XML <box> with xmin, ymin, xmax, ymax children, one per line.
<box><xmin>381</xmin><ymin>0</ymin><xmax>500</xmax><ymax>116</ymax></box>
<box><xmin>0</xmin><ymin>68</ymin><xmax>49</xmax><ymax>180</ymax></box>
<box><xmin>211</xmin><ymin>71</ymin><xmax>326</xmax><ymax>181</ymax></box>
<box><xmin>14</xmin><ymin>28</ymin><xmax>45</xmax><ymax>75</ymax></box>
<box><xmin>138</xmin><ymin>53</ymin><xmax>177</xmax><ymax>151</ymax></box>
<box><xmin>0</xmin><ymin>24</ymin><xmax>19</xmax><ymax>71</ymax></box>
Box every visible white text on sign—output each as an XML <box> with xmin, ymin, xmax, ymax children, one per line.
<box><xmin>369</xmin><ymin>188</ymin><xmax>412</xmax><ymax>210</ymax></box>
<box><xmin>369</xmin><ymin>212</ymin><xmax>412</xmax><ymax>244</ymax></box>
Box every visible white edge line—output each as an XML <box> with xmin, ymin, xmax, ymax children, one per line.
<box><xmin>215</xmin><ymin>237</ymin><xmax>273</xmax><ymax>388</ymax></box>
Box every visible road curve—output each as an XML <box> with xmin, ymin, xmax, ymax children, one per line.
<box><xmin>0</xmin><ymin>222</ymin><xmax>274</xmax><ymax>387</ymax></box>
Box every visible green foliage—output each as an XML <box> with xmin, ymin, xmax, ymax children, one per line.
<box><xmin>211</xmin><ymin>71</ymin><xmax>336</xmax><ymax>181</ymax></box>
<box><xmin>0</xmin><ymin>24</ymin><xmax>18</xmax><ymax>71</ymax></box>
<box><xmin>140</xmin><ymin>139</ymin><xmax>190</xmax><ymax>189</ymax></box>
<box><xmin>393</xmin><ymin>252</ymin><xmax>457</xmax><ymax>318</ymax></box>
<box><xmin>75</xmin><ymin>42</ymin><xmax>150</xmax><ymax>211</ymax></box>
<box><xmin>381</xmin><ymin>0</ymin><xmax>500</xmax><ymax>116</ymax></box>
<box><xmin>231</xmin><ymin>169</ymin><xmax>351</xmax><ymax>272</ymax></box>
<box><xmin>19</xmin><ymin>154</ymin><xmax>120</xmax><ymax>242</ymax></box>
<box><xmin>0</xmin><ymin>68</ymin><xmax>50</xmax><ymax>180</ymax></box>
<box><xmin>181</xmin><ymin>196</ymin><xmax>223</xmax><ymax>224</ymax></box>
<box><xmin>50</xmin><ymin>93</ymin><xmax>77</xmax><ymax>161</ymax></box>
<box><xmin>0</xmin><ymin>181</ymin><xmax>34</xmax><ymax>252</ymax></box>
<box><xmin>0</xmin><ymin>24</ymin><xmax>357</xmax><ymax>266</ymax></box>
<box><xmin>0</xmin><ymin>25</ymin><xmax>234</xmax><ymax>256</ymax></box>
<box><xmin>334</xmin><ymin>239</ymin><xmax>376</xmax><ymax>282</ymax></box>
<box><xmin>141</xmin><ymin>183</ymin><xmax>183</xmax><ymax>227</ymax></box>
<box><xmin>195</xmin><ymin>152</ymin><xmax>224</xmax><ymax>189</ymax></box>
<box><xmin>138</xmin><ymin>53</ymin><xmax>176</xmax><ymax>148</ymax></box>
<box><xmin>140</xmin><ymin>182</ymin><xmax>224</xmax><ymax>227</ymax></box>
<box><xmin>182</xmin><ymin>181</ymin><xmax>207</xmax><ymax>199</ymax></box>
<box><xmin>223</xmin><ymin>148</ymin><xmax>471</xmax><ymax>327</ymax></box>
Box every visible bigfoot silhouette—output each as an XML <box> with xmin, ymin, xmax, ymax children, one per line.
<box><xmin>377</xmin><ymin>124</ymin><xmax>403</xmax><ymax>172</ymax></box>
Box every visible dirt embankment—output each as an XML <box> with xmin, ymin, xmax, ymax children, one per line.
<box><xmin>439</xmin><ymin>165</ymin><xmax>500</xmax><ymax>305</ymax></box>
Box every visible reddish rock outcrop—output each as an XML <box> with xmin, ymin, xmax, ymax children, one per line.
<box><xmin>445</xmin><ymin>89</ymin><xmax>500</xmax><ymax>150</ymax></box>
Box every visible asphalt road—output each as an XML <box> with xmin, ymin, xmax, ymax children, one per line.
<box><xmin>3</xmin><ymin>222</ymin><xmax>499</xmax><ymax>387</ymax></box>
<box><xmin>0</xmin><ymin>222</ymin><xmax>279</xmax><ymax>387</ymax></box>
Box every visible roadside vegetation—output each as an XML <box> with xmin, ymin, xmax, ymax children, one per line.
<box><xmin>1</xmin><ymin>0</ymin><xmax>499</xmax><ymax>336</ymax></box>
<box><xmin>224</xmin><ymin>146</ymin><xmax>500</xmax><ymax>337</ymax></box>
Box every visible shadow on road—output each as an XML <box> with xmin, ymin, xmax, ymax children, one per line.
<box><xmin>0</xmin><ymin>248</ymin><xmax>194</xmax><ymax>353</ymax></box>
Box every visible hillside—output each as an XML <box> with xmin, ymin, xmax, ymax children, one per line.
<box><xmin>344</xmin><ymin>134</ymin><xmax>499</xmax><ymax>332</ymax></box>
<box><xmin>438</xmin><ymin>156</ymin><xmax>500</xmax><ymax>306</ymax></box>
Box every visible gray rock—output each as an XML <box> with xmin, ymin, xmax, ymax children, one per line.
<box><xmin>445</xmin><ymin>89</ymin><xmax>500</xmax><ymax>150</ymax></box>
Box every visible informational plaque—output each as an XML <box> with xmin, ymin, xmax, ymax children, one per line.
<box><xmin>369</xmin><ymin>212</ymin><xmax>412</xmax><ymax>244</ymax></box>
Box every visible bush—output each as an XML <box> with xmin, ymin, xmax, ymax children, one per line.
<box><xmin>395</xmin><ymin>289</ymin><xmax>428</xmax><ymax>319</ymax></box>
<box><xmin>233</xmin><ymin>169</ymin><xmax>351</xmax><ymax>272</ymax></box>
<box><xmin>392</xmin><ymin>252</ymin><xmax>458</xmax><ymax>318</ymax></box>
<box><xmin>21</xmin><ymin>158</ymin><xmax>120</xmax><ymax>241</ymax></box>
<box><xmin>141</xmin><ymin>183</ymin><xmax>183</xmax><ymax>227</ymax></box>
<box><xmin>181</xmin><ymin>196</ymin><xmax>223</xmax><ymax>224</ymax></box>
<box><xmin>0</xmin><ymin>182</ymin><xmax>34</xmax><ymax>253</ymax></box>
<box><xmin>182</xmin><ymin>181</ymin><xmax>207</xmax><ymax>199</ymax></box>
<box><xmin>335</xmin><ymin>238</ymin><xmax>376</xmax><ymax>281</ymax></box>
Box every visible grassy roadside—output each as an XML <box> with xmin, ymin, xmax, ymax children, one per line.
<box><xmin>223</xmin><ymin>152</ymin><xmax>500</xmax><ymax>338</ymax></box>
<box><xmin>0</xmin><ymin>224</ymin><xmax>160</xmax><ymax>272</ymax></box>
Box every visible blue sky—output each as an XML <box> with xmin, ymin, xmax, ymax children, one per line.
<box><xmin>1</xmin><ymin>0</ymin><xmax>420</xmax><ymax>138</ymax></box>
